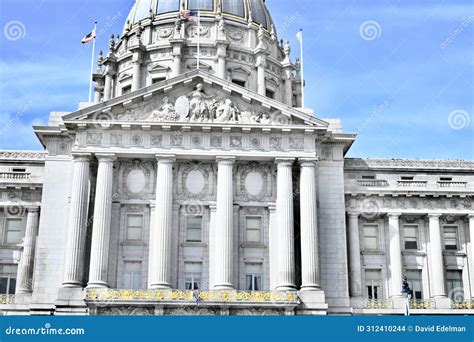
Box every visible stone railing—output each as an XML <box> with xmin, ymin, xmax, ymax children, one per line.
<box><xmin>0</xmin><ymin>172</ymin><xmax>31</xmax><ymax>181</ymax></box>
<box><xmin>438</xmin><ymin>181</ymin><xmax>468</xmax><ymax>189</ymax></box>
<box><xmin>452</xmin><ymin>300</ymin><xmax>474</xmax><ymax>310</ymax></box>
<box><xmin>361</xmin><ymin>299</ymin><xmax>393</xmax><ymax>309</ymax></box>
<box><xmin>357</xmin><ymin>180</ymin><xmax>389</xmax><ymax>188</ymax></box>
<box><xmin>86</xmin><ymin>289</ymin><xmax>298</xmax><ymax>304</ymax></box>
<box><xmin>0</xmin><ymin>295</ymin><xmax>15</xmax><ymax>305</ymax></box>
<box><xmin>0</xmin><ymin>151</ymin><xmax>46</xmax><ymax>161</ymax></box>
<box><xmin>397</xmin><ymin>180</ymin><xmax>428</xmax><ymax>188</ymax></box>
<box><xmin>410</xmin><ymin>300</ymin><xmax>435</xmax><ymax>309</ymax></box>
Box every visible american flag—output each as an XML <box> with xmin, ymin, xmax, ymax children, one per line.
<box><xmin>180</xmin><ymin>9</ymin><xmax>199</xmax><ymax>22</ymax></box>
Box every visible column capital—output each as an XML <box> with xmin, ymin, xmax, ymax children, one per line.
<box><xmin>156</xmin><ymin>154</ymin><xmax>176</xmax><ymax>164</ymax></box>
<box><xmin>209</xmin><ymin>202</ymin><xmax>217</xmax><ymax>212</ymax></box>
<box><xmin>25</xmin><ymin>206</ymin><xmax>40</xmax><ymax>213</ymax></box>
<box><xmin>268</xmin><ymin>203</ymin><xmax>277</xmax><ymax>212</ymax></box>
<box><xmin>275</xmin><ymin>158</ymin><xmax>295</xmax><ymax>167</ymax></box>
<box><xmin>468</xmin><ymin>214</ymin><xmax>474</xmax><ymax>219</ymax></box>
<box><xmin>216</xmin><ymin>156</ymin><xmax>236</xmax><ymax>165</ymax></box>
<box><xmin>387</xmin><ymin>212</ymin><xmax>402</xmax><ymax>219</ymax></box>
<box><xmin>428</xmin><ymin>213</ymin><xmax>443</xmax><ymax>219</ymax></box>
<box><xmin>347</xmin><ymin>211</ymin><xmax>360</xmax><ymax>218</ymax></box>
<box><xmin>71</xmin><ymin>152</ymin><xmax>92</xmax><ymax>162</ymax></box>
<box><xmin>95</xmin><ymin>153</ymin><xmax>116</xmax><ymax>163</ymax></box>
<box><xmin>299</xmin><ymin>158</ymin><xmax>319</xmax><ymax>167</ymax></box>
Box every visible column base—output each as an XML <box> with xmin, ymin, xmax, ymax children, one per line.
<box><xmin>297</xmin><ymin>290</ymin><xmax>328</xmax><ymax>315</ymax></box>
<box><xmin>149</xmin><ymin>283</ymin><xmax>171</xmax><ymax>290</ymax></box>
<box><xmin>61</xmin><ymin>281</ymin><xmax>83</xmax><ymax>289</ymax></box>
<box><xmin>213</xmin><ymin>284</ymin><xmax>235</xmax><ymax>291</ymax></box>
<box><xmin>300</xmin><ymin>284</ymin><xmax>322</xmax><ymax>292</ymax></box>
<box><xmin>276</xmin><ymin>285</ymin><xmax>297</xmax><ymax>292</ymax></box>
<box><xmin>86</xmin><ymin>281</ymin><xmax>110</xmax><ymax>289</ymax></box>
<box><xmin>433</xmin><ymin>297</ymin><xmax>451</xmax><ymax>309</ymax></box>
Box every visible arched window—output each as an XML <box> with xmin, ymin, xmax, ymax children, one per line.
<box><xmin>156</xmin><ymin>0</ymin><xmax>180</xmax><ymax>14</ymax></box>
<box><xmin>134</xmin><ymin>0</ymin><xmax>152</xmax><ymax>22</ymax></box>
<box><xmin>188</xmin><ymin>0</ymin><xmax>214</xmax><ymax>11</ymax></box>
<box><xmin>248</xmin><ymin>0</ymin><xmax>268</xmax><ymax>28</ymax></box>
<box><xmin>222</xmin><ymin>0</ymin><xmax>245</xmax><ymax>18</ymax></box>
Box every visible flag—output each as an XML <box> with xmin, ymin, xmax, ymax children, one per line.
<box><xmin>81</xmin><ymin>28</ymin><xmax>96</xmax><ymax>44</ymax></box>
<box><xmin>296</xmin><ymin>29</ymin><xmax>303</xmax><ymax>44</ymax></box>
<box><xmin>180</xmin><ymin>9</ymin><xmax>199</xmax><ymax>22</ymax></box>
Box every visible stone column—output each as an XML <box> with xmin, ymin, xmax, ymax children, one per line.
<box><xmin>275</xmin><ymin>158</ymin><xmax>296</xmax><ymax>291</ymax></box>
<box><xmin>468</xmin><ymin>215</ymin><xmax>474</xmax><ymax>299</ymax></box>
<box><xmin>131</xmin><ymin>59</ymin><xmax>142</xmax><ymax>92</ymax></box>
<box><xmin>16</xmin><ymin>206</ymin><xmax>40</xmax><ymax>294</ymax></box>
<box><xmin>62</xmin><ymin>153</ymin><xmax>91</xmax><ymax>288</ymax></box>
<box><xmin>103</xmin><ymin>64</ymin><xmax>115</xmax><ymax>101</ymax></box>
<box><xmin>388</xmin><ymin>213</ymin><xmax>403</xmax><ymax>298</ymax></box>
<box><xmin>213</xmin><ymin>157</ymin><xmax>235</xmax><ymax>290</ymax></box>
<box><xmin>87</xmin><ymin>154</ymin><xmax>116</xmax><ymax>288</ymax></box>
<box><xmin>428</xmin><ymin>214</ymin><xmax>447</xmax><ymax>298</ymax></box>
<box><xmin>148</xmin><ymin>155</ymin><xmax>175</xmax><ymax>289</ymax></box>
<box><xmin>170</xmin><ymin>39</ymin><xmax>184</xmax><ymax>78</ymax></box>
<box><xmin>268</xmin><ymin>204</ymin><xmax>278</xmax><ymax>290</ymax></box>
<box><xmin>256</xmin><ymin>55</ymin><xmax>267</xmax><ymax>96</ymax></box>
<box><xmin>299</xmin><ymin>158</ymin><xmax>321</xmax><ymax>291</ymax></box>
<box><xmin>348</xmin><ymin>212</ymin><xmax>363</xmax><ymax>298</ymax></box>
<box><xmin>208</xmin><ymin>203</ymin><xmax>217</xmax><ymax>289</ymax></box>
<box><xmin>216</xmin><ymin>41</ymin><xmax>229</xmax><ymax>79</ymax></box>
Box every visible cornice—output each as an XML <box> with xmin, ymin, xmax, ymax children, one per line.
<box><xmin>345</xmin><ymin>158</ymin><xmax>474</xmax><ymax>171</ymax></box>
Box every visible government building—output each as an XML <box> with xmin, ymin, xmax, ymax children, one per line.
<box><xmin>1</xmin><ymin>0</ymin><xmax>473</xmax><ymax>316</ymax></box>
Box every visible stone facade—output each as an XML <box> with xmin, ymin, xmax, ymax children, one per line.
<box><xmin>0</xmin><ymin>1</ymin><xmax>472</xmax><ymax>316</ymax></box>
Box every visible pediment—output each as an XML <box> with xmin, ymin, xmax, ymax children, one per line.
<box><xmin>63</xmin><ymin>70</ymin><xmax>329</xmax><ymax>129</ymax></box>
<box><xmin>148</xmin><ymin>63</ymin><xmax>170</xmax><ymax>73</ymax></box>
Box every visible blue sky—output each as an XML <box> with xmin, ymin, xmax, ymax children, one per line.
<box><xmin>0</xmin><ymin>0</ymin><xmax>472</xmax><ymax>159</ymax></box>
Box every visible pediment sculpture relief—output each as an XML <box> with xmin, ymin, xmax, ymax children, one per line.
<box><xmin>114</xmin><ymin>84</ymin><xmax>291</xmax><ymax>125</ymax></box>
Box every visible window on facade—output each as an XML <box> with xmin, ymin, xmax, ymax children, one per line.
<box><xmin>4</xmin><ymin>218</ymin><xmax>23</xmax><ymax>245</ymax></box>
<box><xmin>184</xmin><ymin>262</ymin><xmax>202</xmax><ymax>290</ymax></box>
<box><xmin>440</xmin><ymin>177</ymin><xmax>453</xmax><ymax>182</ymax></box>
<box><xmin>126</xmin><ymin>214</ymin><xmax>143</xmax><ymax>241</ymax></box>
<box><xmin>362</xmin><ymin>224</ymin><xmax>378</xmax><ymax>251</ymax></box>
<box><xmin>361</xmin><ymin>175</ymin><xmax>376</xmax><ymax>180</ymax></box>
<box><xmin>266</xmin><ymin>89</ymin><xmax>275</xmax><ymax>99</ymax></box>
<box><xmin>403</xmin><ymin>225</ymin><xmax>419</xmax><ymax>250</ymax></box>
<box><xmin>152</xmin><ymin>77</ymin><xmax>166</xmax><ymax>85</ymax></box>
<box><xmin>232</xmin><ymin>79</ymin><xmax>246</xmax><ymax>88</ymax></box>
<box><xmin>446</xmin><ymin>271</ymin><xmax>464</xmax><ymax>301</ymax></box>
<box><xmin>245</xmin><ymin>217</ymin><xmax>262</xmax><ymax>244</ymax></box>
<box><xmin>188</xmin><ymin>0</ymin><xmax>214</xmax><ymax>11</ymax></box>
<box><xmin>443</xmin><ymin>226</ymin><xmax>458</xmax><ymax>251</ymax></box>
<box><xmin>222</xmin><ymin>0</ymin><xmax>245</xmax><ymax>17</ymax></box>
<box><xmin>122</xmin><ymin>85</ymin><xmax>132</xmax><ymax>95</ymax></box>
<box><xmin>400</xmin><ymin>176</ymin><xmax>414</xmax><ymax>181</ymax></box>
<box><xmin>406</xmin><ymin>270</ymin><xmax>423</xmax><ymax>300</ymax></box>
<box><xmin>248</xmin><ymin>0</ymin><xmax>268</xmax><ymax>28</ymax></box>
<box><xmin>365</xmin><ymin>269</ymin><xmax>381</xmax><ymax>300</ymax></box>
<box><xmin>122</xmin><ymin>261</ymin><xmax>142</xmax><ymax>290</ymax></box>
<box><xmin>245</xmin><ymin>263</ymin><xmax>263</xmax><ymax>291</ymax></box>
<box><xmin>186</xmin><ymin>216</ymin><xmax>202</xmax><ymax>243</ymax></box>
<box><xmin>11</xmin><ymin>168</ymin><xmax>26</xmax><ymax>173</ymax></box>
<box><xmin>156</xmin><ymin>0</ymin><xmax>180</xmax><ymax>14</ymax></box>
<box><xmin>134</xmin><ymin>0</ymin><xmax>152</xmax><ymax>22</ymax></box>
<box><xmin>0</xmin><ymin>264</ymin><xmax>17</xmax><ymax>295</ymax></box>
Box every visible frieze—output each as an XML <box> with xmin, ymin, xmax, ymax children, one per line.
<box><xmin>345</xmin><ymin>158</ymin><xmax>474</xmax><ymax>171</ymax></box>
<box><xmin>227</xmin><ymin>29</ymin><xmax>244</xmax><ymax>42</ymax></box>
<box><xmin>0</xmin><ymin>151</ymin><xmax>46</xmax><ymax>161</ymax></box>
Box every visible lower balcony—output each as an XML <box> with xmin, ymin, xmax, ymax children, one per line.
<box><xmin>85</xmin><ymin>289</ymin><xmax>299</xmax><ymax>316</ymax></box>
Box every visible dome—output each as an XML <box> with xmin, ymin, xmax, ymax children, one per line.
<box><xmin>124</xmin><ymin>0</ymin><xmax>275</xmax><ymax>33</ymax></box>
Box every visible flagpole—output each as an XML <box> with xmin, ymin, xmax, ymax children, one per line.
<box><xmin>88</xmin><ymin>21</ymin><xmax>98</xmax><ymax>103</ymax></box>
<box><xmin>298</xmin><ymin>29</ymin><xmax>305</xmax><ymax>108</ymax></box>
<box><xmin>197</xmin><ymin>11</ymin><xmax>201</xmax><ymax>70</ymax></box>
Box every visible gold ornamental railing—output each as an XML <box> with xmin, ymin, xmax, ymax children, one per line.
<box><xmin>410</xmin><ymin>300</ymin><xmax>435</xmax><ymax>309</ymax></box>
<box><xmin>452</xmin><ymin>300</ymin><xmax>474</xmax><ymax>309</ymax></box>
<box><xmin>362</xmin><ymin>299</ymin><xmax>393</xmax><ymax>309</ymax></box>
<box><xmin>0</xmin><ymin>295</ymin><xmax>15</xmax><ymax>305</ymax></box>
<box><xmin>86</xmin><ymin>289</ymin><xmax>298</xmax><ymax>304</ymax></box>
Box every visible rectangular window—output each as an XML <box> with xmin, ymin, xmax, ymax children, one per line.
<box><xmin>249</xmin><ymin>0</ymin><xmax>268</xmax><ymax>28</ymax></box>
<box><xmin>403</xmin><ymin>225</ymin><xmax>419</xmax><ymax>250</ymax></box>
<box><xmin>222</xmin><ymin>0</ymin><xmax>245</xmax><ymax>17</ymax></box>
<box><xmin>11</xmin><ymin>168</ymin><xmax>26</xmax><ymax>173</ymax></box>
<box><xmin>5</xmin><ymin>218</ymin><xmax>23</xmax><ymax>244</ymax></box>
<box><xmin>0</xmin><ymin>264</ymin><xmax>17</xmax><ymax>295</ymax></box>
<box><xmin>446</xmin><ymin>271</ymin><xmax>464</xmax><ymax>301</ymax></box>
<box><xmin>440</xmin><ymin>177</ymin><xmax>453</xmax><ymax>182</ymax></box>
<box><xmin>362</xmin><ymin>224</ymin><xmax>378</xmax><ymax>251</ymax></box>
<box><xmin>232</xmin><ymin>79</ymin><xmax>246</xmax><ymax>88</ymax></box>
<box><xmin>122</xmin><ymin>261</ymin><xmax>142</xmax><ymax>290</ymax></box>
<box><xmin>361</xmin><ymin>175</ymin><xmax>376</xmax><ymax>180</ymax></box>
<box><xmin>245</xmin><ymin>263</ymin><xmax>263</xmax><ymax>291</ymax></box>
<box><xmin>245</xmin><ymin>217</ymin><xmax>262</xmax><ymax>244</ymax></box>
<box><xmin>188</xmin><ymin>0</ymin><xmax>214</xmax><ymax>11</ymax></box>
<box><xmin>186</xmin><ymin>216</ymin><xmax>202</xmax><ymax>243</ymax></box>
<box><xmin>156</xmin><ymin>0</ymin><xmax>180</xmax><ymax>14</ymax></box>
<box><xmin>184</xmin><ymin>262</ymin><xmax>202</xmax><ymax>290</ymax></box>
<box><xmin>135</xmin><ymin>0</ymin><xmax>152</xmax><ymax>22</ymax></box>
<box><xmin>406</xmin><ymin>270</ymin><xmax>423</xmax><ymax>300</ymax></box>
<box><xmin>126</xmin><ymin>214</ymin><xmax>143</xmax><ymax>241</ymax></box>
<box><xmin>122</xmin><ymin>85</ymin><xmax>132</xmax><ymax>95</ymax></box>
<box><xmin>152</xmin><ymin>77</ymin><xmax>166</xmax><ymax>84</ymax></box>
<box><xmin>266</xmin><ymin>89</ymin><xmax>275</xmax><ymax>99</ymax></box>
<box><xmin>365</xmin><ymin>269</ymin><xmax>381</xmax><ymax>300</ymax></box>
<box><xmin>443</xmin><ymin>226</ymin><xmax>458</xmax><ymax>251</ymax></box>
<box><xmin>400</xmin><ymin>176</ymin><xmax>414</xmax><ymax>181</ymax></box>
